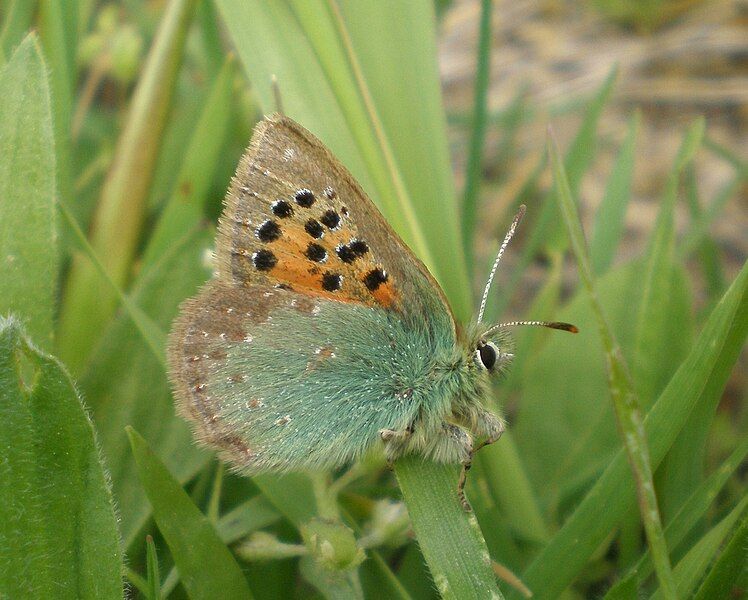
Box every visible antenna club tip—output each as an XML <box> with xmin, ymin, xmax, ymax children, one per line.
<box><xmin>554</xmin><ymin>322</ymin><xmax>579</xmax><ymax>333</ymax></box>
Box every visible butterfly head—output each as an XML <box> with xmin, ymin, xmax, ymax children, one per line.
<box><xmin>464</xmin><ymin>322</ymin><xmax>514</xmax><ymax>376</ymax></box>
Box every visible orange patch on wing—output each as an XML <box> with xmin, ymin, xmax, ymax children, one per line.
<box><xmin>251</xmin><ymin>216</ymin><xmax>399</xmax><ymax>309</ymax></box>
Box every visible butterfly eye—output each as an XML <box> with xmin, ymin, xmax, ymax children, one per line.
<box><xmin>475</xmin><ymin>341</ymin><xmax>499</xmax><ymax>370</ymax></box>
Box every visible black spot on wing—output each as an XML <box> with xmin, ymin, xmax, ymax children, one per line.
<box><xmin>271</xmin><ymin>200</ymin><xmax>293</xmax><ymax>218</ymax></box>
<box><xmin>322</xmin><ymin>273</ymin><xmax>342</xmax><ymax>291</ymax></box>
<box><xmin>363</xmin><ymin>268</ymin><xmax>388</xmax><ymax>291</ymax></box>
<box><xmin>253</xmin><ymin>249</ymin><xmax>277</xmax><ymax>271</ymax></box>
<box><xmin>320</xmin><ymin>209</ymin><xmax>340</xmax><ymax>229</ymax></box>
<box><xmin>305</xmin><ymin>219</ymin><xmax>324</xmax><ymax>239</ymax></box>
<box><xmin>295</xmin><ymin>189</ymin><xmax>315</xmax><ymax>207</ymax></box>
<box><xmin>256</xmin><ymin>220</ymin><xmax>281</xmax><ymax>242</ymax></box>
<box><xmin>305</xmin><ymin>242</ymin><xmax>327</xmax><ymax>263</ymax></box>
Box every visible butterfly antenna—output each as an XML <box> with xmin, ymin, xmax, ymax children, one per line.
<box><xmin>271</xmin><ymin>74</ymin><xmax>285</xmax><ymax>115</ymax></box>
<box><xmin>484</xmin><ymin>320</ymin><xmax>579</xmax><ymax>336</ymax></box>
<box><xmin>477</xmin><ymin>204</ymin><xmax>527</xmax><ymax>323</ymax></box>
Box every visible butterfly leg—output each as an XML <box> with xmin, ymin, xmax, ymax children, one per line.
<box><xmin>455</xmin><ymin>405</ymin><xmax>505</xmax><ymax>453</ymax></box>
<box><xmin>380</xmin><ymin>423</ymin><xmax>415</xmax><ymax>469</ymax></box>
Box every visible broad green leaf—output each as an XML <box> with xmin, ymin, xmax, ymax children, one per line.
<box><xmin>693</xmin><ymin>512</ymin><xmax>748</xmax><ymax>599</ymax></box>
<box><xmin>128</xmin><ymin>427</ymin><xmax>254</xmax><ymax>600</ymax></box>
<box><xmin>651</xmin><ymin>498</ymin><xmax>748</xmax><ymax>599</ymax></box>
<box><xmin>514</xmin><ymin>257</ymin><xmax>748</xmax><ymax>599</ymax></box>
<box><xmin>0</xmin><ymin>36</ymin><xmax>57</xmax><ymax>350</ymax></box>
<box><xmin>589</xmin><ymin>111</ymin><xmax>638</xmax><ymax>275</ymax></box>
<box><xmin>82</xmin><ymin>229</ymin><xmax>212</xmax><ymax>548</ymax></box>
<box><xmin>58</xmin><ymin>0</ymin><xmax>198</xmax><ymax>373</ymax></box>
<box><xmin>0</xmin><ymin>319</ymin><xmax>122</xmax><ymax>599</ymax></box>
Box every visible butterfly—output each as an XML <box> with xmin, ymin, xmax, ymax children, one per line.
<box><xmin>167</xmin><ymin>114</ymin><xmax>577</xmax><ymax>510</ymax></box>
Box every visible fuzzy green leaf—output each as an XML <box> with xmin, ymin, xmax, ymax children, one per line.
<box><xmin>0</xmin><ymin>36</ymin><xmax>57</xmax><ymax>350</ymax></box>
<box><xmin>0</xmin><ymin>319</ymin><xmax>122</xmax><ymax>599</ymax></box>
<box><xmin>128</xmin><ymin>427</ymin><xmax>254</xmax><ymax>600</ymax></box>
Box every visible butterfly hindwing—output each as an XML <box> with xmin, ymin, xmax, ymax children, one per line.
<box><xmin>169</xmin><ymin>114</ymin><xmax>458</xmax><ymax>471</ymax></box>
<box><xmin>168</xmin><ymin>279</ymin><xmax>456</xmax><ymax>471</ymax></box>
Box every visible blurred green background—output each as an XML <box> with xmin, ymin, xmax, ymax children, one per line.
<box><xmin>0</xmin><ymin>1</ymin><xmax>745</xmax><ymax>599</ymax></box>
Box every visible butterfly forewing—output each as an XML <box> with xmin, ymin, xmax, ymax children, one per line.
<box><xmin>216</xmin><ymin>115</ymin><xmax>414</xmax><ymax>309</ymax></box>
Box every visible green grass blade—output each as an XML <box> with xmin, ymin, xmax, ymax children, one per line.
<box><xmin>81</xmin><ymin>228</ymin><xmax>212</xmax><ymax>548</ymax></box>
<box><xmin>0</xmin><ymin>319</ymin><xmax>122</xmax><ymax>599</ymax></box>
<box><xmin>461</xmin><ymin>0</ymin><xmax>493</xmax><ymax>267</ymax></box>
<box><xmin>58</xmin><ymin>0</ymin><xmax>197</xmax><ymax>373</ymax></box>
<box><xmin>549</xmin><ymin>135</ymin><xmax>677</xmax><ymax>598</ymax></box>
<box><xmin>651</xmin><ymin>498</ymin><xmax>748</xmax><ymax>599</ymax></box>
<box><xmin>693</xmin><ymin>511</ymin><xmax>748</xmax><ymax>599</ymax></box>
<box><xmin>0</xmin><ymin>0</ymin><xmax>36</xmax><ymax>62</ymax></box>
<box><xmin>633</xmin><ymin>119</ymin><xmax>704</xmax><ymax>406</ymax></box>
<box><xmin>57</xmin><ymin>199</ymin><xmax>167</xmax><ymax>368</ymax></box>
<box><xmin>127</xmin><ymin>427</ymin><xmax>254</xmax><ymax>600</ymax></box>
<box><xmin>143</xmin><ymin>55</ymin><xmax>235</xmax><ymax>267</ymax></box>
<box><xmin>145</xmin><ymin>535</ymin><xmax>163</xmax><ymax>600</ymax></box>
<box><xmin>216</xmin><ymin>496</ymin><xmax>282</xmax><ymax>545</ymax></box>
<box><xmin>543</xmin><ymin>66</ymin><xmax>618</xmax><ymax>253</ymax></box>
<box><xmin>37</xmin><ymin>0</ymin><xmax>75</xmax><ymax>218</ymax></box>
<box><xmin>613</xmin><ymin>434</ymin><xmax>748</xmax><ymax>588</ymax></box>
<box><xmin>0</xmin><ymin>36</ymin><xmax>57</xmax><ymax>350</ymax></box>
<box><xmin>396</xmin><ymin>459</ymin><xmax>502</xmax><ymax>599</ymax></box>
<box><xmin>516</xmin><ymin>153</ymin><xmax>748</xmax><ymax>599</ymax></box>
<box><xmin>678</xmin><ymin>173</ymin><xmax>744</xmax><ymax>261</ymax></box>
<box><xmin>589</xmin><ymin>111</ymin><xmax>639</xmax><ymax>275</ymax></box>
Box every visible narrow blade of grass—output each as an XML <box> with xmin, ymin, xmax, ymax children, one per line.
<box><xmin>651</xmin><ymin>498</ymin><xmax>748</xmax><ymax>599</ymax></box>
<box><xmin>143</xmin><ymin>55</ymin><xmax>235</xmax><ymax>266</ymax></box>
<box><xmin>544</xmin><ymin>66</ymin><xmax>618</xmax><ymax>253</ymax></box>
<box><xmin>605</xmin><ymin>434</ymin><xmax>748</xmax><ymax>593</ymax></box>
<box><xmin>58</xmin><ymin>0</ymin><xmax>197</xmax><ymax>373</ymax></box>
<box><xmin>550</xmin><ymin>134</ymin><xmax>677</xmax><ymax>598</ymax></box>
<box><xmin>127</xmin><ymin>427</ymin><xmax>254</xmax><ymax>600</ymax></box>
<box><xmin>0</xmin><ymin>319</ymin><xmax>122</xmax><ymax>599</ymax></box>
<box><xmin>0</xmin><ymin>0</ymin><xmax>36</xmax><ymax>62</ymax></box>
<box><xmin>38</xmin><ymin>0</ymin><xmax>75</xmax><ymax>218</ymax></box>
<box><xmin>633</xmin><ymin>118</ymin><xmax>704</xmax><ymax>406</ymax></box>
<box><xmin>0</xmin><ymin>35</ymin><xmax>57</xmax><ymax>350</ymax></box>
<box><xmin>589</xmin><ymin>111</ymin><xmax>639</xmax><ymax>275</ymax></box>
<box><xmin>145</xmin><ymin>536</ymin><xmax>162</xmax><ymax>600</ymax></box>
<box><xmin>81</xmin><ymin>228</ymin><xmax>212</xmax><ymax>548</ymax></box>
<box><xmin>461</xmin><ymin>0</ymin><xmax>493</xmax><ymax>267</ymax></box>
<box><xmin>693</xmin><ymin>511</ymin><xmax>748</xmax><ymax>599</ymax></box>
<box><xmin>515</xmin><ymin>257</ymin><xmax>747</xmax><ymax>598</ymax></box>
<box><xmin>396</xmin><ymin>459</ymin><xmax>502</xmax><ymax>599</ymax></box>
